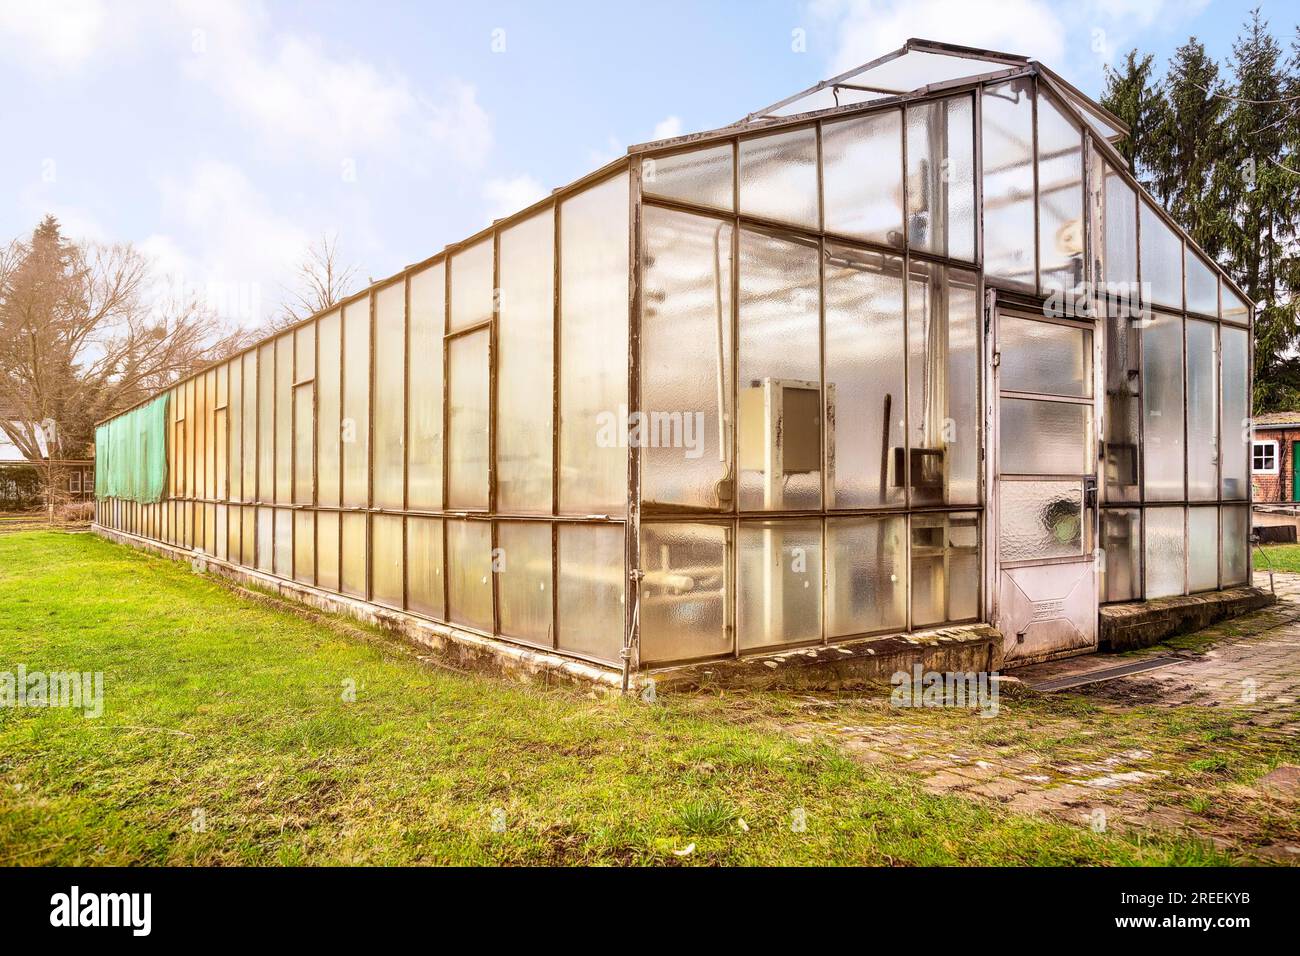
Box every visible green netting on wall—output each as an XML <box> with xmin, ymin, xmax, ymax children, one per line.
<box><xmin>94</xmin><ymin>394</ymin><xmax>169</xmax><ymax>503</ymax></box>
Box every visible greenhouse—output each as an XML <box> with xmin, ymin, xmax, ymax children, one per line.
<box><xmin>94</xmin><ymin>39</ymin><xmax>1254</xmax><ymax>682</ymax></box>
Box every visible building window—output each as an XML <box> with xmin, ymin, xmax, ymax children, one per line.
<box><xmin>69</xmin><ymin>471</ymin><xmax>81</xmax><ymax>493</ymax></box>
<box><xmin>1252</xmin><ymin>440</ymin><xmax>1279</xmax><ymax>474</ymax></box>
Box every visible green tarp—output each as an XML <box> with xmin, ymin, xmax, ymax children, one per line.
<box><xmin>95</xmin><ymin>394</ymin><xmax>169</xmax><ymax>503</ymax></box>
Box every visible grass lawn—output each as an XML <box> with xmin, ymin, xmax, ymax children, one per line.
<box><xmin>0</xmin><ymin>530</ymin><xmax>1245</xmax><ymax>865</ymax></box>
<box><xmin>1258</xmin><ymin>543</ymin><xmax>1300</xmax><ymax>574</ymax></box>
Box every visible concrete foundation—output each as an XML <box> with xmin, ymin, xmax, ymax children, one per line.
<box><xmin>1099</xmin><ymin>586</ymin><xmax>1275</xmax><ymax>652</ymax></box>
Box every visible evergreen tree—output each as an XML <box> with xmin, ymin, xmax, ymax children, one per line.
<box><xmin>1100</xmin><ymin>50</ymin><xmax>1163</xmax><ymax>189</ymax></box>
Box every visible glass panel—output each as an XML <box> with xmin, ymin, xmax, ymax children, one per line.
<box><xmin>641</xmin><ymin>206</ymin><xmax>733</xmax><ymax>510</ymax></box>
<box><xmin>643</xmin><ymin>144</ymin><xmax>733</xmax><ymax>212</ymax></box>
<box><xmin>215</xmin><ymin>503</ymin><xmax>228</xmax><ymax>561</ymax></box>
<box><xmin>999</xmin><ymin>480</ymin><xmax>1083</xmax><ymax>561</ymax></box>
<box><xmin>240</xmin><ymin>504</ymin><xmax>255</xmax><ymax>568</ymax></box>
<box><xmin>373</xmin><ymin>281</ymin><xmax>406</xmax><ymax>508</ymax></box>
<box><xmin>275</xmin><ymin>336</ymin><xmax>292</xmax><ymax>503</ymax></box>
<box><xmin>316</xmin><ymin>310</ymin><xmax>341</xmax><ymax>506</ymax></box>
<box><xmin>447</xmin><ymin>330</ymin><xmax>489</xmax><ymax>509</ymax></box>
<box><xmin>340</xmin><ymin>512</ymin><xmax>367</xmax><ymax>599</ymax></box>
<box><xmin>295</xmin><ymin>322</ymin><xmax>315</xmax><ymax>382</ymax></box>
<box><xmin>1220</xmin><ymin>505</ymin><xmax>1248</xmax><ymax>587</ymax></box>
<box><xmin>1220</xmin><ymin>326</ymin><xmax>1249</xmax><ymax>500</ymax></box>
<box><xmin>1143</xmin><ymin>506</ymin><xmax>1185</xmax><ymax>598</ymax></box>
<box><xmin>640</xmin><ymin>522</ymin><xmax>729</xmax><ymax>664</ymax></box>
<box><xmin>559</xmin><ymin>173</ymin><xmax>629</xmax><ymax>514</ymax></box>
<box><xmin>737</xmin><ymin>228</ymin><xmax>821</xmax><ymax>511</ymax></box>
<box><xmin>737</xmin><ymin>519</ymin><xmax>822</xmax><ymax>650</ymax></box>
<box><xmin>1103</xmin><ymin>304</ymin><xmax>1141</xmax><ymax>503</ymax></box>
<box><xmin>1185</xmin><ymin>249</ymin><xmax>1218</xmax><ymax>316</ymax></box>
<box><xmin>1222</xmin><ymin>284</ymin><xmax>1250</xmax><ymax>326</ymax></box>
<box><xmin>372</xmin><ymin>513</ymin><xmax>404</xmax><ymax>610</ymax></box>
<box><xmin>1103</xmin><ymin>162</ymin><xmax>1138</xmax><ymax>293</ymax></box>
<box><xmin>1140</xmin><ymin>202</ymin><xmax>1182</xmax><ymax>309</ymax></box>
<box><xmin>822</xmin><ymin>109</ymin><xmax>903</xmax><ymax>247</ymax></box>
<box><xmin>341</xmin><ymin>299</ymin><xmax>370</xmax><ymax>507</ymax></box>
<box><xmin>981</xmin><ymin>78</ymin><xmax>1036</xmax><ymax>288</ymax></box>
<box><xmin>293</xmin><ymin>510</ymin><xmax>314</xmax><ymax>585</ymax></box>
<box><xmin>999</xmin><ymin>317</ymin><xmax>1090</xmax><ymax>397</ymax></box>
<box><xmin>1188</xmin><ymin>507</ymin><xmax>1218</xmax><ymax>592</ymax></box>
<box><xmin>738</xmin><ymin>126</ymin><xmax>819</xmax><ymax>229</ymax></box>
<box><xmin>256</xmin><ymin>506</ymin><xmax>272</xmax><ymax>572</ymax></box>
<box><xmin>906</xmin><ymin>95</ymin><xmax>974</xmax><ymax>260</ymax></box>
<box><xmin>824</xmin><ymin>245</ymin><xmax>906</xmax><ymax>508</ymax></box>
<box><xmin>273</xmin><ymin>507</ymin><xmax>292</xmax><ymax>577</ymax></box>
<box><xmin>214</xmin><ymin>407</ymin><xmax>227</xmax><ymax>501</ymax></box>
<box><xmin>911</xmin><ymin>512</ymin><xmax>979</xmax><ymax>626</ymax></box>
<box><xmin>827</xmin><ymin>515</ymin><xmax>906</xmax><ymax>637</ymax></box>
<box><xmin>257</xmin><ymin>343</ymin><xmax>274</xmax><ymax>501</ymax></box>
<box><xmin>447</xmin><ymin>519</ymin><xmax>492</xmax><ymax>632</ymax></box>
<box><xmin>908</xmin><ymin>262</ymin><xmax>980</xmax><ymax>504</ymax></box>
<box><xmin>228</xmin><ymin>359</ymin><xmax>242</xmax><ymax>501</ymax></box>
<box><xmin>407</xmin><ymin>516</ymin><xmax>445</xmax><ymax>618</ymax></box>
<box><xmin>557</xmin><ymin>523</ymin><xmax>624</xmax><ymax>662</ymax></box>
<box><xmin>408</xmin><ymin>263</ymin><xmax>444</xmax><ymax>509</ymax></box>
<box><xmin>293</xmin><ymin>385</ymin><xmax>313</xmax><ymax>504</ymax></box>
<box><xmin>497</xmin><ymin>209</ymin><xmax>554</xmax><ymax>513</ymax></box>
<box><xmin>496</xmin><ymin>521</ymin><xmax>552</xmax><ymax>646</ymax></box>
<box><xmin>449</xmin><ymin>238</ymin><xmax>494</xmax><ymax>332</ymax></box>
<box><xmin>316</xmin><ymin>510</ymin><xmax>339</xmax><ymax>591</ymax></box>
<box><xmin>1186</xmin><ymin>319</ymin><xmax>1218</xmax><ymax>500</ymax></box>
<box><xmin>1036</xmin><ymin>93</ymin><xmax>1084</xmax><ymax>295</ymax></box>
<box><xmin>1142</xmin><ymin>311</ymin><xmax>1185</xmax><ymax>501</ymax></box>
<box><xmin>999</xmin><ymin>398</ymin><xmax>1090</xmax><ymax>474</ymax></box>
<box><xmin>1101</xmin><ymin>509</ymin><xmax>1140</xmax><ymax>602</ymax></box>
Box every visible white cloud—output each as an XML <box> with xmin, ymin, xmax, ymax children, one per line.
<box><xmin>483</xmin><ymin>175</ymin><xmax>548</xmax><ymax>222</ymax></box>
<box><xmin>0</xmin><ymin>0</ymin><xmax>108</xmax><ymax>70</ymax></box>
<box><xmin>652</xmin><ymin>115</ymin><xmax>683</xmax><ymax>140</ymax></box>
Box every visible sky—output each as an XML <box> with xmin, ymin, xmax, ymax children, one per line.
<box><xmin>0</xmin><ymin>0</ymin><xmax>1294</xmax><ymax>327</ymax></box>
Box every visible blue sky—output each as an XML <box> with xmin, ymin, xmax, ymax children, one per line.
<box><xmin>0</xmin><ymin>0</ymin><xmax>1293</xmax><ymax>326</ymax></box>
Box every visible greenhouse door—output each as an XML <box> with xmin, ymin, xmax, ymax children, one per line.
<box><xmin>992</xmin><ymin>306</ymin><xmax>1098</xmax><ymax>666</ymax></box>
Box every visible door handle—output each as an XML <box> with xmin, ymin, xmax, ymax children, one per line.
<box><xmin>1083</xmin><ymin>476</ymin><xmax>1098</xmax><ymax>511</ymax></box>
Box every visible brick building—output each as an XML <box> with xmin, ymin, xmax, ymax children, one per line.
<box><xmin>1251</xmin><ymin>412</ymin><xmax>1300</xmax><ymax>504</ymax></box>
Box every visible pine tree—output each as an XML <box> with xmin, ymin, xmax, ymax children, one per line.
<box><xmin>1100</xmin><ymin>50</ymin><xmax>1163</xmax><ymax>189</ymax></box>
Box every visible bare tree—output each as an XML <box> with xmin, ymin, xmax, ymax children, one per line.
<box><xmin>0</xmin><ymin>216</ymin><xmax>248</xmax><ymax>513</ymax></box>
<box><xmin>271</xmin><ymin>232</ymin><xmax>361</xmax><ymax>332</ymax></box>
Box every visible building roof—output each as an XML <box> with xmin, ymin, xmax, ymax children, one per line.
<box><xmin>1254</xmin><ymin>412</ymin><xmax>1300</xmax><ymax>429</ymax></box>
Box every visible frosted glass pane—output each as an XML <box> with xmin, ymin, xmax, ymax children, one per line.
<box><xmin>240</xmin><ymin>505</ymin><xmax>255</xmax><ymax>568</ymax></box>
<box><xmin>641</xmin><ymin>206</ymin><xmax>733</xmax><ymax>510</ymax></box>
<box><xmin>341</xmin><ymin>299</ymin><xmax>370</xmax><ymax>507</ymax></box>
<box><xmin>738</xmin><ymin>519</ymin><xmax>822</xmax><ymax>650</ymax></box>
<box><xmin>911</xmin><ymin>512</ymin><xmax>978</xmax><ymax>627</ymax></box>
<box><xmin>447</xmin><ymin>330</ymin><xmax>489</xmax><ymax>509</ymax></box>
<box><xmin>908</xmin><ymin>262</ymin><xmax>980</xmax><ymax>504</ymax></box>
<box><xmin>316</xmin><ymin>510</ymin><xmax>339</xmax><ymax>591</ymax></box>
<box><xmin>1103</xmin><ymin>164</ymin><xmax>1138</xmax><ymax>292</ymax></box>
<box><xmin>293</xmin><ymin>384</ymin><xmax>313</xmax><ymax>504</ymax></box>
<box><xmin>559</xmin><ymin>173</ymin><xmax>629</xmax><ymax>514</ymax></box>
<box><xmin>999</xmin><ymin>316</ymin><xmax>1090</xmax><ymax>397</ymax></box>
<box><xmin>295</xmin><ymin>323</ymin><xmax>314</xmax><ymax>381</ymax></box>
<box><xmin>257</xmin><ymin>343</ymin><xmax>274</xmax><ymax>501</ymax></box>
<box><xmin>373</xmin><ymin>281</ymin><xmax>406</xmax><ymax>508</ymax></box>
<box><xmin>1036</xmin><ymin>93</ymin><xmax>1084</xmax><ymax>295</ymax></box>
<box><xmin>643</xmin><ymin>144</ymin><xmax>733</xmax><ymax>212</ymax></box>
<box><xmin>640</xmin><ymin>522</ymin><xmax>729</xmax><ymax>664</ymax></box>
<box><xmin>1144</xmin><ymin>506</ymin><xmax>1185</xmax><ymax>598</ymax></box>
<box><xmin>906</xmin><ymin>95</ymin><xmax>975</xmax><ymax>260</ymax></box>
<box><xmin>497</xmin><ymin>209</ymin><xmax>554</xmax><ymax>513</ymax></box>
<box><xmin>341</xmin><ymin>512</ymin><xmax>367</xmax><ymax>599</ymax></box>
<box><xmin>737</xmin><ymin>228</ymin><xmax>821</xmax><ymax>511</ymax></box>
<box><xmin>1140</xmin><ymin>203</ymin><xmax>1182</xmax><ymax>309</ymax></box>
<box><xmin>449</xmin><ymin>238</ymin><xmax>494</xmax><ymax>331</ymax></box>
<box><xmin>1186</xmin><ymin>319</ymin><xmax>1218</xmax><ymax>500</ymax></box>
<box><xmin>406</xmin><ymin>516</ymin><xmax>444</xmax><ymax>618</ymax></box>
<box><xmin>999</xmin><ymin>399</ymin><xmax>1090</xmax><ymax>474</ymax></box>
<box><xmin>1101</xmin><ymin>509</ymin><xmax>1140</xmax><ymax>602</ymax></box>
<box><xmin>1222</xmin><ymin>285</ymin><xmax>1249</xmax><ymax>326</ymax></box>
<box><xmin>273</xmin><ymin>507</ymin><xmax>292</xmax><ymax>577</ymax></box>
<box><xmin>496</xmin><ymin>522</ymin><xmax>552</xmax><ymax>646</ymax></box>
<box><xmin>228</xmin><ymin>359</ymin><xmax>242</xmax><ymax>501</ymax></box>
<box><xmin>982</xmin><ymin>78</ymin><xmax>1036</xmax><ymax>288</ymax></box>
<box><xmin>371</xmin><ymin>513</ymin><xmax>404</xmax><ymax>609</ymax></box>
<box><xmin>214</xmin><ymin>406</ymin><xmax>227</xmax><ymax>501</ymax></box>
<box><xmin>1142</xmin><ymin>312</ymin><xmax>1184</xmax><ymax>501</ymax></box>
<box><xmin>275</xmin><ymin>336</ymin><xmax>292</xmax><ymax>503</ymax></box>
<box><xmin>408</xmin><ymin>263</ymin><xmax>444</xmax><ymax>509</ymax></box>
<box><xmin>316</xmin><ymin>311</ymin><xmax>340</xmax><ymax>507</ymax></box>
<box><xmin>823</xmin><ymin>109</ymin><xmax>903</xmax><ymax>247</ymax></box>
<box><xmin>215</xmin><ymin>503</ymin><xmax>228</xmax><ymax>561</ymax></box>
<box><xmin>1186</xmin><ymin>249</ymin><xmax>1218</xmax><ymax>316</ymax></box>
<box><xmin>827</xmin><ymin>516</ymin><xmax>906</xmax><ymax>637</ymax></box>
<box><xmin>1220</xmin><ymin>505</ymin><xmax>1248</xmax><ymax>586</ymax></box>
<box><xmin>293</xmin><ymin>509</ymin><xmax>314</xmax><ymax>585</ymax></box>
<box><xmin>447</xmin><ymin>520</ymin><xmax>492</xmax><ymax>631</ymax></box>
<box><xmin>1188</xmin><ymin>507</ymin><xmax>1218</xmax><ymax>592</ymax></box>
<box><xmin>999</xmin><ymin>480</ymin><xmax>1083</xmax><ymax>561</ymax></box>
<box><xmin>1103</xmin><ymin>304</ymin><xmax>1141</xmax><ymax>503</ymax></box>
<box><xmin>256</xmin><ymin>506</ymin><xmax>272</xmax><ymax>572</ymax></box>
<box><xmin>557</xmin><ymin>524</ymin><xmax>624</xmax><ymax>662</ymax></box>
<box><xmin>1220</xmin><ymin>326</ymin><xmax>1249</xmax><ymax>500</ymax></box>
<box><xmin>824</xmin><ymin>245</ymin><xmax>906</xmax><ymax>508</ymax></box>
<box><xmin>738</xmin><ymin>127</ymin><xmax>819</xmax><ymax>229</ymax></box>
